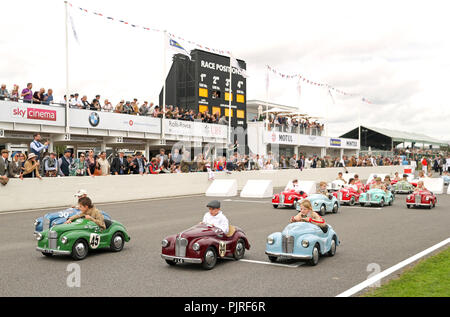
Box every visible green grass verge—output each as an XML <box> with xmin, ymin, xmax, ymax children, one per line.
<box><xmin>364</xmin><ymin>247</ymin><xmax>450</xmax><ymax>297</ymax></box>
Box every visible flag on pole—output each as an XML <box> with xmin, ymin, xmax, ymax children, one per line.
<box><xmin>69</xmin><ymin>9</ymin><xmax>80</xmax><ymax>44</ymax></box>
<box><xmin>230</xmin><ymin>55</ymin><xmax>248</xmax><ymax>78</ymax></box>
<box><xmin>166</xmin><ymin>36</ymin><xmax>191</xmax><ymax>59</ymax></box>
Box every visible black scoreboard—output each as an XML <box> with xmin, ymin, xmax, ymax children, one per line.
<box><xmin>159</xmin><ymin>49</ymin><xmax>247</xmax><ymax>128</ymax></box>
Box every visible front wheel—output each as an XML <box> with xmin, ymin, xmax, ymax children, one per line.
<box><xmin>42</xmin><ymin>252</ymin><xmax>53</xmax><ymax>257</ymax></box>
<box><xmin>308</xmin><ymin>244</ymin><xmax>320</xmax><ymax>266</ymax></box>
<box><xmin>407</xmin><ymin>205</ymin><xmax>411</xmax><ymax>209</ymax></box>
<box><xmin>268</xmin><ymin>256</ymin><xmax>278</xmax><ymax>263</ymax></box>
<box><xmin>202</xmin><ymin>247</ymin><xmax>217</xmax><ymax>270</ymax></box>
<box><xmin>165</xmin><ymin>259</ymin><xmax>176</xmax><ymax>266</ymax></box>
<box><xmin>272</xmin><ymin>204</ymin><xmax>278</xmax><ymax>209</ymax></box>
<box><xmin>349</xmin><ymin>197</ymin><xmax>355</xmax><ymax>206</ymax></box>
<box><xmin>72</xmin><ymin>239</ymin><xmax>88</xmax><ymax>261</ymax></box>
<box><xmin>328</xmin><ymin>237</ymin><xmax>337</xmax><ymax>257</ymax></box>
<box><xmin>233</xmin><ymin>239</ymin><xmax>245</xmax><ymax>260</ymax></box>
<box><xmin>319</xmin><ymin>205</ymin><xmax>326</xmax><ymax>216</ymax></box>
<box><xmin>332</xmin><ymin>202</ymin><xmax>339</xmax><ymax>214</ymax></box>
<box><xmin>379</xmin><ymin>198</ymin><xmax>385</xmax><ymax>207</ymax></box>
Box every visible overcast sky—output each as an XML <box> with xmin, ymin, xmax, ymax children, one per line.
<box><xmin>1</xmin><ymin>0</ymin><xmax>449</xmax><ymax>141</ymax></box>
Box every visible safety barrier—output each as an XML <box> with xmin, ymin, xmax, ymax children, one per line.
<box><xmin>0</xmin><ymin>166</ymin><xmax>409</xmax><ymax>212</ymax></box>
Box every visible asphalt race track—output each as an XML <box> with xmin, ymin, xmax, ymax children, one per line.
<box><xmin>1</xmin><ymin>188</ymin><xmax>449</xmax><ymax>297</ymax></box>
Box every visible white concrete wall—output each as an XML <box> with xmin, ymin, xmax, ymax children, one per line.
<box><xmin>0</xmin><ymin>166</ymin><xmax>408</xmax><ymax>212</ymax></box>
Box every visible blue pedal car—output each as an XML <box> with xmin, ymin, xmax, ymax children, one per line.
<box><xmin>266</xmin><ymin>222</ymin><xmax>339</xmax><ymax>266</ymax></box>
<box><xmin>34</xmin><ymin>208</ymin><xmax>111</xmax><ymax>233</ymax></box>
<box><xmin>359</xmin><ymin>188</ymin><xmax>394</xmax><ymax>207</ymax></box>
<box><xmin>296</xmin><ymin>194</ymin><xmax>339</xmax><ymax>216</ymax></box>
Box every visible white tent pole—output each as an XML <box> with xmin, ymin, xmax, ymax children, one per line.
<box><xmin>162</xmin><ymin>30</ymin><xmax>167</xmax><ymax>141</ymax></box>
<box><xmin>228</xmin><ymin>56</ymin><xmax>232</xmax><ymax>145</ymax></box>
<box><xmin>64</xmin><ymin>1</ymin><xmax>70</xmax><ymax>134</ymax></box>
<box><xmin>265</xmin><ymin>66</ymin><xmax>269</xmax><ymax>133</ymax></box>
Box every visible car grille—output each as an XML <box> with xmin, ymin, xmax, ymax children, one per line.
<box><xmin>282</xmin><ymin>235</ymin><xmax>294</xmax><ymax>253</ymax></box>
<box><xmin>48</xmin><ymin>231</ymin><xmax>57</xmax><ymax>249</ymax></box>
<box><xmin>175</xmin><ymin>237</ymin><xmax>188</xmax><ymax>257</ymax></box>
<box><xmin>280</xmin><ymin>194</ymin><xmax>285</xmax><ymax>204</ymax></box>
<box><xmin>367</xmin><ymin>194</ymin><xmax>372</xmax><ymax>201</ymax></box>
<box><xmin>415</xmin><ymin>195</ymin><xmax>421</xmax><ymax>203</ymax></box>
<box><xmin>338</xmin><ymin>192</ymin><xmax>343</xmax><ymax>201</ymax></box>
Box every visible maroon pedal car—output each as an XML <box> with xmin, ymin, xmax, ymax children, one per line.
<box><xmin>332</xmin><ymin>187</ymin><xmax>361</xmax><ymax>206</ymax></box>
<box><xmin>406</xmin><ymin>190</ymin><xmax>437</xmax><ymax>209</ymax></box>
<box><xmin>272</xmin><ymin>190</ymin><xmax>308</xmax><ymax>209</ymax></box>
<box><xmin>161</xmin><ymin>223</ymin><xmax>250</xmax><ymax>270</ymax></box>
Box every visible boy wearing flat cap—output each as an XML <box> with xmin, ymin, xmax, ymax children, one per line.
<box><xmin>201</xmin><ymin>200</ymin><xmax>229</xmax><ymax>234</ymax></box>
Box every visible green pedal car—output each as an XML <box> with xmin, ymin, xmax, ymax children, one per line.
<box><xmin>35</xmin><ymin>218</ymin><xmax>130</xmax><ymax>260</ymax></box>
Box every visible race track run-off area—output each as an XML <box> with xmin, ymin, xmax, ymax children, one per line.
<box><xmin>0</xmin><ymin>189</ymin><xmax>449</xmax><ymax>297</ymax></box>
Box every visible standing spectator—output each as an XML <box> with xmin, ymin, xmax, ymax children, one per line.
<box><xmin>8</xmin><ymin>152</ymin><xmax>22</xmax><ymax>178</ymax></box>
<box><xmin>90</xmin><ymin>99</ymin><xmax>101</xmax><ymax>111</ymax></box>
<box><xmin>124</xmin><ymin>155</ymin><xmax>135</xmax><ymax>174</ymax></box>
<box><xmin>70</xmin><ymin>93</ymin><xmax>82</xmax><ymax>108</ymax></box>
<box><xmin>289</xmin><ymin>154</ymin><xmax>298</xmax><ymax>169</ymax></box>
<box><xmin>72</xmin><ymin>153</ymin><xmax>88</xmax><ymax>176</ymax></box>
<box><xmin>86</xmin><ymin>150</ymin><xmax>97</xmax><ymax>177</ymax></box>
<box><xmin>123</xmin><ymin>101</ymin><xmax>133</xmax><ymax>114</ymax></box>
<box><xmin>58</xmin><ymin>150</ymin><xmax>73</xmax><ymax>177</ymax></box>
<box><xmin>22</xmin><ymin>153</ymin><xmax>42</xmax><ymax>179</ymax></box>
<box><xmin>148</xmin><ymin>158</ymin><xmax>161</xmax><ymax>174</ymax></box>
<box><xmin>102</xmin><ymin>99</ymin><xmax>113</xmax><ymax>112</ymax></box>
<box><xmin>139</xmin><ymin>101</ymin><xmax>149</xmax><ymax>116</ymax></box>
<box><xmin>131</xmin><ymin>98</ymin><xmax>139</xmax><ymax>115</ymax></box>
<box><xmin>0</xmin><ymin>84</ymin><xmax>9</xmax><ymax>100</ymax></box>
<box><xmin>421</xmin><ymin>157</ymin><xmax>428</xmax><ymax>174</ymax></box>
<box><xmin>42</xmin><ymin>89</ymin><xmax>54</xmax><ymax>105</ymax></box>
<box><xmin>92</xmin><ymin>95</ymin><xmax>101</xmax><ymax>108</ymax></box>
<box><xmin>81</xmin><ymin>95</ymin><xmax>91</xmax><ymax>109</ymax></box>
<box><xmin>30</xmin><ymin>133</ymin><xmax>49</xmax><ymax>161</ymax></box>
<box><xmin>111</xmin><ymin>151</ymin><xmax>128</xmax><ymax>175</ymax></box>
<box><xmin>171</xmin><ymin>148</ymin><xmax>182</xmax><ymax>166</ymax></box>
<box><xmin>21</xmin><ymin>83</ymin><xmax>33</xmax><ymax>103</ymax></box>
<box><xmin>97</xmin><ymin>151</ymin><xmax>110</xmax><ymax>176</ymax></box>
<box><xmin>44</xmin><ymin>152</ymin><xmax>59</xmax><ymax>177</ymax></box>
<box><xmin>10</xmin><ymin>85</ymin><xmax>19</xmax><ymax>101</ymax></box>
<box><xmin>33</xmin><ymin>88</ymin><xmax>45</xmax><ymax>104</ymax></box>
<box><xmin>156</xmin><ymin>148</ymin><xmax>168</xmax><ymax>169</ymax></box>
<box><xmin>0</xmin><ymin>149</ymin><xmax>10</xmax><ymax>185</ymax></box>
<box><xmin>115</xmin><ymin>100</ymin><xmax>125</xmax><ymax>113</ymax></box>
<box><xmin>132</xmin><ymin>152</ymin><xmax>146</xmax><ymax>175</ymax></box>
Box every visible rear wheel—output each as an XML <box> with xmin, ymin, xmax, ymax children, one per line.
<box><xmin>202</xmin><ymin>247</ymin><xmax>217</xmax><ymax>270</ymax></box>
<box><xmin>328</xmin><ymin>236</ymin><xmax>337</xmax><ymax>257</ymax></box>
<box><xmin>319</xmin><ymin>205</ymin><xmax>326</xmax><ymax>216</ymax></box>
<box><xmin>110</xmin><ymin>232</ymin><xmax>125</xmax><ymax>252</ymax></box>
<box><xmin>233</xmin><ymin>239</ymin><xmax>245</xmax><ymax>260</ymax></box>
<box><xmin>332</xmin><ymin>202</ymin><xmax>339</xmax><ymax>214</ymax></box>
<box><xmin>308</xmin><ymin>244</ymin><xmax>320</xmax><ymax>266</ymax></box>
<box><xmin>72</xmin><ymin>239</ymin><xmax>88</xmax><ymax>261</ymax></box>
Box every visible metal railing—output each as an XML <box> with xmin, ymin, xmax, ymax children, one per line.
<box><xmin>268</xmin><ymin>123</ymin><xmax>323</xmax><ymax>136</ymax></box>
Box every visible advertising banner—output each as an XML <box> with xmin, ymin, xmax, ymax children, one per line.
<box><xmin>0</xmin><ymin>101</ymin><xmax>65</xmax><ymax>126</ymax></box>
<box><xmin>69</xmin><ymin>109</ymin><xmax>161</xmax><ymax>133</ymax></box>
<box><xmin>298</xmin><ymin>134</ymin><xmax>328</xmax><ymax>147</ymax></box>
<box><xmin>164</xmin><ymin>119</ymin><xmax>227</xmax><ymax>139</ymax></box>
<box><xmin>264</xmin><ymin>131</ymin><xmax>298</xmax><ymax>145</ymax></box>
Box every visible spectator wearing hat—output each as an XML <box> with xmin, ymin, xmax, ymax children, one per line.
<box><xmin>0</xmin><ymin>149</ymin><xmax>10</xmax><ymax>185</ymax></box>
<box><xmin>71</xmin><ymin>189</ymin><xmax>88</xmax><ymax>209</ymax></box>
<box><xmin>201</xmin><ymin>200</ymin><xmax>229</xmax><ymax>234</ymax></box>
<box><xmin>44</xmin><ymin>152</ymin><xmax>59</xmax><ymax>177</ymax></box>
<box><xmin>22</xmin><ymin>153</ymin><xmax>42</xmax><ymax>179</ymax></box>
<box><xmin>8</xmin><ymin>152</ymin><xmax>22</xmax><ymax>178</ymax></box>
<box><xmin>111</xmin><ymin>151</ymin><xmax>128</xmax><ymax>175</ymax></box>
<box><xmin>58</xmin><ymin>150</ymin><xmax>74</xmax><ymax>177</ymax></box>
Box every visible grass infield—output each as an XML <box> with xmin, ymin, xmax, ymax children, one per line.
<box><xmin>363</xmin><ymin>246</ymin><xmax>450</xmax><ymax>297</ymax></box>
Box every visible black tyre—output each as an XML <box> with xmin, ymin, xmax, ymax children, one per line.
<box><xmin>328</xmin><ymin>236</ymin><xmax>337</xmax><ymax>257</ymax></box>
<box><xmin>272</xmin><ymin>204</ymin><xmax>278</xmax><ymax>209</ymax></box>
<box><xmin>379</xmin><ymin>198</ymin><xmax>385</xmax><ymax>207</ymax></box>
<box><xmin>319</xmin><ymin>205</ymin><xmax>326</xmax><ymax>216</ymax></box>
<box><xmin>110</xmin><ymin>232</ymin><xmax>125</xmax><ymax>252</ymax></box>
<box><xmin>71</xmin><ymin>239</ymin><xmax>88</xmax><ymax>261</ymax></box>
<box><xmin>349</xmin><ymin>197</ymin><xmax>355</xmax><ymax>206</ymax></box>
<box><xmin>407</xmin><ymin>205</ymin><xmax>411</xmax><ymax>209</ymax></box>
<box><xmin>233</xmin><ymin>239</ymin><xmax>246</xmax><ymax>260</ymax></box>
<box><xmin>308</xmin><ymin>244</ymin><xmax>320</xmax><ymax>266</ymax></box>
<box><xmin>332</xmin><ymin>202</ymin><xmax>339</xmax><ymax>214</ymax></box>
<box><xmin>202</xmin><ymin>247</ymin><xmax>217</xmax><ymax>270</ymax></box>
<box><xmin>42</xmin><ymin>252</ymin><xmax>53</xmax><ymax>257</ymax></box>
<box><xmin>165</xmin><ymin>259</ymin><xmax>176</xmax><ymax>266</ymax></box>
<box><xmin>268</xmin><ymin>256</ymin><xmax>278</xmax><ymax>262</ymax></box>
<box><xmin>388</xmin><ymin>197</ymin><xmax>393</xmax><ymax>206</ymax></box>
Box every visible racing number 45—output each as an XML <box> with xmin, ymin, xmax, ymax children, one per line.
<box><xmin>89</xmin><ymin>233</ymin><xmax>100</xmax><ymax>249</ymax></box>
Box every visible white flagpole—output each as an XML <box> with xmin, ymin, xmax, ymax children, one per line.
<box><xmin>265</xmin><ymin>66</ymin><xmax>269</xmax><ymax>134</ymax></box>
<box><xmin>358</xmin><ymin>99</ymin><xmax>361</xmax><ymax>156</ymax></box>
<box><xmin>64</xmin><ymin>1</ymin><xmax>70</xmax><ymax>134</ymax></box>
<box><xmin>228</xmin><ymin>57</ymin><xmax>232</xmax><ymax>145</ymax></box>
<box><xmin>162</xmin><ymin>30</ymin><xmax>167</xmax><ymax>142</ymax></box>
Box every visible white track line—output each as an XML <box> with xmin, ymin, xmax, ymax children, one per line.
<box><xmin>0</xmin><ymin>194</ymin><xmax>205</xmax><ymax>216</ymax></box>
<box><xmin>344</xmin><ymin>206</ymin><xmax>382</xmax><ymax>210</ymax></box>
<box><xmin>336</xmin><ymin>237</ymin><xmax>450</xmax><ymax>297</ymax></box>
<box><xmin>238</xmin><ymin>259</ymin><xmax>303</xmax><ymax>268</ymax></box>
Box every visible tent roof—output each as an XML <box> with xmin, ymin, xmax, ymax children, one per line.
<box><xmin>362</xmin><ymin>126</ymin><xmax>448</xmax><ymax>146</ymax></box>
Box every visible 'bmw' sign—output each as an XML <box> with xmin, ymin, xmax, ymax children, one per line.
<box><xmin>88</xmin><ymin>112</ymin><xmax>100</xmax><ymax>127</ymax></box>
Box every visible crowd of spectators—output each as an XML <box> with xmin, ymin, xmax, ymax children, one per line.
<box><xmin>252</xmin><ymin>111</ymin><xmax>325</xmax><ymax>136</ymax></box>
<box><xmin>0</xmin><ymin>82</ymin><xmax>229</xmax><ymax>125</ymax></box>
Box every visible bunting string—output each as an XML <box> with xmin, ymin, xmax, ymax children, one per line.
<box><xmin>67</xmin><ymin>2</ymin><xmax>372</xmax><ymax>104</ymax></box>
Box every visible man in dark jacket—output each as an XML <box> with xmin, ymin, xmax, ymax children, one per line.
<box><xmin>111</xmin><ymin>151</ymin><xmax>129</xmax><ymax>175</ymax></box>
<box><xmin>296</xmin><ymin>155</ymin><xmax>305</xmax><ymax>171</ymax></box>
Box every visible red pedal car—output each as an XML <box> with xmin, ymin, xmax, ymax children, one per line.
<box><xmin>406</xmin><ymin>190</ymin><xmax>437</xmax><ymax>209</ymax></box>
<box><xmin>161</xmin><ymin>223</ymin><xmax>250</xmax><ymax>270</ymax></box>
<box><xmin>272</xmin><ymin>190</ymin><xmax>308</xmax><ymax>209</ymax></box>
<box><xmin>333</xmin><ymin>187</ymin><xmax>362</xmax><ymax>206</ymax></box>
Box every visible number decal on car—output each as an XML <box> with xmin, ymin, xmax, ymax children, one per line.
<box><xmin>89</xmin><ymin>233</ymin><xmax>100</xmax><ymax>249</ymax></box>
<box><xmin>58</xmin><ymin>211</ymin><xmax>70</xmax><ymax>218</ymax></box>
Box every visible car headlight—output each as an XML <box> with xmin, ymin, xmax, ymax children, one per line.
<box><xmin>34</xmin><ymin>219</ymin><xmax>39</xmax><ymax>227</ymax></box>
<box><xmin>425</xmin><ymin>197</ymin><xmax>429</xmax><ymax>200</ymax></box>
<box><xmin>272</xmin><ymin>195</ymin><xmax>276</xmax><ymax>199</ymax></box>
<box><xmin>35</xmin><ymin>233</ymin><xmax>42</xmax><ymax>241</ymax></box>
<box><xmin>192</xmin><ymin>242</ymin><xmax>200</xmax><ymax>251</ymax></box>
<box><xmin>61</xmin><ymin>236</ymin><xmax>68</xmax><ymax>244</ymax></box>
<box><xmin>287</xmin><ymin>196</ymin><xmax>291</xmax><ymax>200</ymax></box>
<box><xmin>161</xmin><ymin>239</ymin><xmax>169</xmax><ymax>248</ymax></box>
<box><xmin>267</xmin><ymin>236</ymin><xmax>274</xmax><ymax>245</ymax></box>
<box><xmin>301</xmin><ymin>240</ymin><xmax>309</xmax><ymax>248</ymax></box>
<box><xmin>314</xmin><ymin>202</ymin><xmax>318</xmax><ymax>206</ymax></box>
